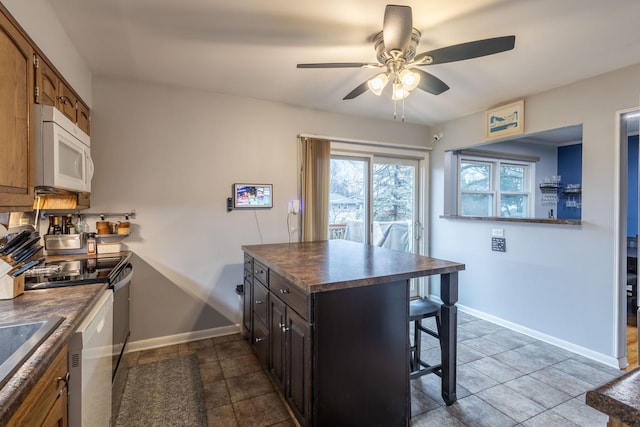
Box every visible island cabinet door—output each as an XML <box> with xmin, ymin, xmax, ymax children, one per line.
<box><xmin>269</xmin><ymin>295</ymin><xmax>286</xmax><ymax>389</ymax></box>
<box><xmin>253</xmin><ymin>319</ymin><xmax>269</xmax><ymax>368</ymax></box>
<box><xmin>242</xmin><ymin>254</ymin><xmax>254</xmax><ymax>338</ymax></box>
<box><xmin>242</xmin><ymin>270</ymin><xmax>253</xmax><ymax>337</ymax></box>
<box><xmin>253</xmin><ymin>281</ymin><xmax>270</xmax><ymax>368</ymax></box>
<box><xmin>285</xmin><ymin>308</ymin><xmax>312</xmax><ymax>426</ymax></box>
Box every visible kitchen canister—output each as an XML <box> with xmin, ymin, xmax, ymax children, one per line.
<box><xmin>96</xmin><ymin>221</ymin><xmax>110</xmax><ymax>235</ymax></box>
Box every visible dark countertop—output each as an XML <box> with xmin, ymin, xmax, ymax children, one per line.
<box><xmin>242</xmin><ymin>240</ymin><xmax>465</xmax><ymax>293</ymax></box>
<box><xmin>586</xmin><ymin>368</ymin><xmax>640</xmax><ymax>425</ymax></box>
<box><xmin>0</xmin><ymin>251</ymin><xmax>132</xmax><ymax>426</ymax></box>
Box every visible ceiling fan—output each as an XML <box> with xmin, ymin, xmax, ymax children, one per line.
<box><xmin>297</xmin><ymin>4</ymin><xmax>516</xmax><ymax>102</ymax></box>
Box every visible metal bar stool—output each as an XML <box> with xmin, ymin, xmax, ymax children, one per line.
<box><xmin>409</xmin><ymin>297</ymin><xmax>442</xmax><ymax>380</ymax></box>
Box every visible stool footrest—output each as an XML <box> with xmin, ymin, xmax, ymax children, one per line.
<box><xmin>416</xmin><ymin>323</ymin><xmax>440</xmax><ymax>339</ymax></box>
<box><xmin>410</xmin><ymin>361</ymin><xmax>442</xmax><ymax>380</ymax></box>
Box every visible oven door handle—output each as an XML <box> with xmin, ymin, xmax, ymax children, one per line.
<box><xmin>112</xmin><ymin>266</ymin><xmax>133</xmax><ymax>292</ymax></box>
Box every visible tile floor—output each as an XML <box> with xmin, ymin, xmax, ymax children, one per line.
<box><xmin>121</xmin><ymin>311</ymin><xmax>624</xmax><ymax>426</ymax></box>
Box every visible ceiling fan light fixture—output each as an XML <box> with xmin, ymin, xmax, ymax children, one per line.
<box><xmin>367</xmin><ymin>73</ymin><xmax>389</xmax><ymax>96</ymax></box>
<box><xmin>399</xmin><ymin>68</ymin><xmax>420</xmax><ymax>92</ymax></box>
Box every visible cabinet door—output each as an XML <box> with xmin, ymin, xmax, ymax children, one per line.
<box><xmin>35</xmin><ymin>55</ymin><xmax>58</xmax><ymax>107</ymax></box>
<box><xmin>242</xmin><ymin>272</ymin><xmax>253</xmax><ymax>337</ymax></box>
<box><xmin>77</xmin><ymin>100</ymin><xmax>90</xmax><ymax>135</ymax></box>
<box><xmin>286</xmin><ymin>309</ymin><xmax>312</xmax><ymax>426</ymax></box>
<box><xmin>269</xmin><ymin>295</ymin><xmax>286</xmax><ymax>390</ymax></box>
<box><xmin>253</xmin><ymin>319</ymin><xmax>269</xmax><ymax>369</ymax></box>
<box><xmin>6</xmin><ymin>346</ymin><xmax>68</xmax><ymax>426</ymax></box>
<box><xmin>41</xmin><ymin>389</ymin><xmax>68</xmax><ymax>427</ymax></box>
<box><xmin>0</xmin><ymin>8</ymin><xmax>35</xmax><ymax>209</ymax></box>
<box><xmin>57</xmin><ymin>81</ymin><xmax>77</xmax><ymax>124</ymax></box>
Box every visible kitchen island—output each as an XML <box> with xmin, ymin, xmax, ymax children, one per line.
<box><xmin>242</xmin><ymin>240</ymin><xmax>465</xmax><ymax>426</ymax></box>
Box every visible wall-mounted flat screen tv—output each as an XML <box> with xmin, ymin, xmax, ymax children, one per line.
<box><xmin>232</xmin><ymin>183</ymin><xmax>273</xmax><ymax>209</ymax></box>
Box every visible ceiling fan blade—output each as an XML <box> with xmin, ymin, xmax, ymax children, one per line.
<box><xmin>297</xmin><ymin>62</ymin><xmax>376</xmax><ymax>69</ymax></box>
<box><xmin>343</xmin><ymin>81</ymin><xmax>370</xmax><ymax>100</ymax></box>
<box><xmin>414</xmin><ymin>69</ymin><xmax>450</xmax><ymax>95</ymax></box>
<box><xmin>414</xmin><ymin>35</ymin><xmax>516</xmax><ymax>65</ymax></box>
<box><xmin>383</xmin><ymin>5</ymin><xmax>412</xmax><ymax>54</ymax></box>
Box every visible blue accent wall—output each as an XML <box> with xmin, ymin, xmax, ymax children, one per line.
<box><xmin>557</xmin><ymin>144</ymin><xmax>582</xmax><ymax>220</ymax></box>
<box><xmin>628</xmin><ymin>135</ymin><xmax>639</xmax><ymax>237</ymax></box>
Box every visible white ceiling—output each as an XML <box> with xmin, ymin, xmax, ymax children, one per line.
<box><xmin>48</xmin><ymin>0</ymin><xmax>640</xmax><ymax>126</ymax></box>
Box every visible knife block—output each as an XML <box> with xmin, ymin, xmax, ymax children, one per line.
<box><xmin>0</xmin><ymin>273</ymin><xmax>25</xmax><ymax>299</ymax></box>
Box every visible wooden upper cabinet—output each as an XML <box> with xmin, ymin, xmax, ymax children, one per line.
<box><xmin>0</xmin><ymin>7</ymin><xmax>35</xmax><ymax>210</ymax></box>
<box><xmin>77</xmin><ymin>99</ymin><xmax>90</xmax><ymax>135</ymax></box>
<box><xmin>34</xmin><ymin>54</ymin><xmax>58</xmax><ymax>107</ymax></box>
<box><xmin>35</xmin><ymin>55</ymin><xmax>91</xmax><ymax>136</ymax></box>
<box><xmin>57</xmin><ymin>80</ymin><xmax>78</xmax><ymax>124</ymax></box>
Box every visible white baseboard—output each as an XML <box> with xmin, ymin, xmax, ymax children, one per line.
<box><xmin>436</xmin><ymin>301</ymin><xmax>624</xmax><ymax>369</ymax></box>
<box><xmin>127</xmin><ymin>324</ymin><xmax>241</xmax><ymax>353</ymax></box>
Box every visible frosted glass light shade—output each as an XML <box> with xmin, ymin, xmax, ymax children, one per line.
<box><xmin>367</xmin><ymin>73</ymin><xmax>389</xmax><ymax>96</ymax></box>
<box><xmin>399</xmin><ymin>69</ymin><xmax>420</xmax><ymax>91</ymax></box>
<box><xmin>392</xmin><ymin>82</ymin><xmax>409</xmax><ymax>100</ymax></box>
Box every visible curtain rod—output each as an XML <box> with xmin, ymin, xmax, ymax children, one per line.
<box><xmin>297</xmin><ymin>133</ymin><xmax>431</xmax><ymax>152</ymax></box>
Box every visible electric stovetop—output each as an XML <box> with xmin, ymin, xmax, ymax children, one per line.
<box><xmin>24</xmin><ymin>255</ymin><xmax>130</xmax><ymax>290</ymax></box>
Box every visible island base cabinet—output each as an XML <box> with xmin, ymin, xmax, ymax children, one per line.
<box><xmin>243</xmin><ymin>252</ymin><xmax>411</xmax><ymax>426</ymax></box>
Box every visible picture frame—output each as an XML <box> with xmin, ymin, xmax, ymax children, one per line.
<box><xmin>232</xmin><ymin>183</ymin><xmax>273</xmax><ymax>209</ymax></box>
<box><xmin>484</xmin><ymin>100</ymin><xmax>524</xmax><ymax>140</ymax></box>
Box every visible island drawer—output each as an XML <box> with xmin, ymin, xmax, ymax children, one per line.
<box><xmin>254</xmin><ymin>260</ymin><xmax>268</xmax><ymax>286</ymax></box>
<box><xmin>269</xmin><ymin>271</ymin><xmax>309</xmax><ymax>321</ymax></box>
<box><xmin>253</xmin><ymin>281</ymin><xmax>269</xmax><ymax>325</ymax></box>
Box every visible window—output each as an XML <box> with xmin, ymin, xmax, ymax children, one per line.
<box><xmin>459</xmin><ymin>155</ymin><xmax>533</xmax><ymax>218</ymax></box>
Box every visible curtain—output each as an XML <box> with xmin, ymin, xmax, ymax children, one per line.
<box><xmin>300</xmin><ymin>137</ymin><xmax>330</xmax><ymax>241</ymax></box>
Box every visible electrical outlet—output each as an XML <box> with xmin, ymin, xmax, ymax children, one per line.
<box><xmin>492</xmin><ymin>228</ymin><xmax>504</xmax><ymax>237</ymax></box>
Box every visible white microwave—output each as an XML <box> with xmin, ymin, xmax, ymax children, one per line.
<box><xmin>34</xmin><ymin>104</ymin><xmax>94</xmax><ymax>193</ymax></box>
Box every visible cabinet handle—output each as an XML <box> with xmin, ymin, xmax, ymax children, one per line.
<box><xmin>255</xmin><ymin>299</ymin><xmax>263</xmax><ymax>304</ymax></box>
<box><xmin>58</xmin><ymin>95</ymin><xmax>70</xmax><ymax>105</ymax></box>
<box><xmin>279</xmin><ymin>289</ymin><xmax>290</xmax><ymax>294</ymax></box>
<box><xmin>255</xmin><ymin>337</ymin><xmax>264</xmax><ymax>343</ymax></box>
<box><xmin>281</xmin><ymin>325</ymin><xmax>290</xmax><ymax>332</ymax></box>
<box><xmin>255</xmin><ymin>269</ymin><xmax>264</xmax><ymax>275</ymax></box>
<box><xmin>56</xmin><ymin>372</ymin><xmax>69</xmax><ymax>389</ymax></box>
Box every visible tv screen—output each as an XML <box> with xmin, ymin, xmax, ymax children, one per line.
<box><xmin>233</xmin><ymin>184</ymin><xmax>273</xmax><ymax>209</ymax></box>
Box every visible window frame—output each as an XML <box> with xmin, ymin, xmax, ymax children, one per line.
<box><xmin>458</xmin><ymin>154</ymin><xmax>535</xmax><ymax>218</ymax></box>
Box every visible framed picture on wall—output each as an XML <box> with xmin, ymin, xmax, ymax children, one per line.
<box><xmin>484</xmin><ymin>100</ymin><xmax>524</xmax><ymax>140</ymax></box>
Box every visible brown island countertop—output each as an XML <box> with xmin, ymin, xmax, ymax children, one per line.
<box><xmin>242</xmin><ymin>240</ymin><xmax>465</xmax><ymax>293</ymax></box>
<box><xmin>586</xmin><ymin>367</ymin><xmax>640</xmax><ymax>426</ymax></box>
<box><xmin>0</xmin><ymin>251</ymin><xmax>131</xmax><ymax>426</ymax></box>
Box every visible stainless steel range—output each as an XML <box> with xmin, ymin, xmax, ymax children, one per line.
<box><xmin>24</xmin><ymin>254</ymin><xmax>133</xmax><ymax>425</ymax></box>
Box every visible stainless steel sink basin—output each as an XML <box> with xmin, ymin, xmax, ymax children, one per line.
<box><xmin>0</xmin><ymin>317</ymin><xmax>64</xmax><ymax>389</ymax></box>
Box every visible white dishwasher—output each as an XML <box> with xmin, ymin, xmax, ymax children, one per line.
<box><xmin>68</xmin><ymin>289</ymin><xmax>114</xmax><ymax>427</ymax></box>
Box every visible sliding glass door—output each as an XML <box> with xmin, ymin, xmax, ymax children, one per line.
<box><xmin>329</xmin><ymin>153</ymin><xmax>422</xmax><ymax>295</ymax></box>
<box><xmin>372</xmin><ymin>157</ymin><xmax>419</xmax><ymax>254</ymax></box>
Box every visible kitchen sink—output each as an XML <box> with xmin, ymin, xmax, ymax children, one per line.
<box><xmin>0</xmin><ymin>317</ymin><xmax>64</xmax><ymax>389</ymax></box>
